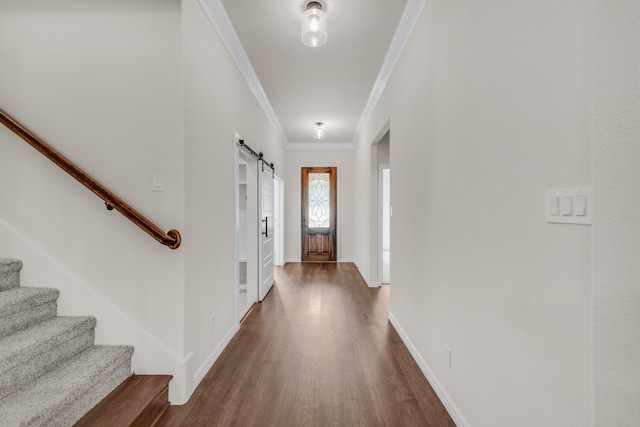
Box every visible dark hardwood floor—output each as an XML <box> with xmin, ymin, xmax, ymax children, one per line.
<box><xmin>157</xmin><ymin>263</ymin><xmax>455</xmax><ymax>427</ymax></box>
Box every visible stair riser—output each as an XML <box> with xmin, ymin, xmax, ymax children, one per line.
<box><xmin>0</xmin><ymin>301</ymin><xmax>57</xmax><ymax>339</ymax></box>
<box><xmin>0</xmin><ymin>330</ymin><xmax>95</xmax><ymax>400</ymax></box>
<box><xmin>0</xmin><ymin>271</ymin><xmax>20</xmax><ymax>292</ymax></box>
<box><xmin>0</xmin><ymin>259</ymin><xmax>23</xmax><ymax>291</ymax></box>
<box><xmin>131</xmin><ymin>384</ymin><xmax>170</xmax><ymax>427</ymax></box>
<box><xmin>74</xmin><ymin>375</ymin><xmax>173</xmax><ymax>427</ymax></box>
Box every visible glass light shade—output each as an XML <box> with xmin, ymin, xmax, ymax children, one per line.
<box><xmin>313</xmin><ymin>123</ymin><xmax>325</xmax><ymax>140</ymax></box>
<box><xmin>301</xmin><ymin>7</ymin><xmax>327</xmax><ymax>47</ymax></box>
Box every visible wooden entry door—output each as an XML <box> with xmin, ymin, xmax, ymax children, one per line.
<box><xmin>301</xmin><ymin>167</ymin><xmax>337</xmax><ymax>261</ymax></box>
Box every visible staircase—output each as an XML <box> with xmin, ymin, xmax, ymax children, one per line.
<box><xmin>0</xmin><ymin>259</ymin><xmax>135</xmax><ymax>426</ymax></box>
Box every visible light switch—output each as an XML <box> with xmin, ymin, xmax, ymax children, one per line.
<box><xmin>575</xmin><ymin>195</ymin><xmax>587</xmax><ymax>216</ymax></box>
<box><xmin>152</xmin><ymin>173</ymin><xmax>165</xmax><ymax>192</ymax></box>
<box><xmin>549</xmin><ymin>197</ymin><xmax>560</xmax><ymax>216</ymax></box>
<box><xmin>560</xmin><ymin>196</ymin><xmax>572</xmax><ymax>216</ymax></box>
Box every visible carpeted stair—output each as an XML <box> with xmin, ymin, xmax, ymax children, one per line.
<box><xmin>0</xmin><ymin>259</ymin><xmax>134</xmax><ymax>426</ymax></box>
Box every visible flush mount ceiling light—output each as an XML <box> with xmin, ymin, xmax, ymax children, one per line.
<box><xmin>313</xmin><ymin>122</ymin><xmax>326</xmax><ymax>140</ymax></box>
<box><xmin>302</xmin><ymin>1</ymin><xmax>327</xmax><ymax>48</ymax></box>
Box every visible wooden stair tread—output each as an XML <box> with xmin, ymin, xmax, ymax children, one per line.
<box><xmin>74</xmin><ymin>374</ymin><xmax>172</xmax><ymax>427</ymax></box>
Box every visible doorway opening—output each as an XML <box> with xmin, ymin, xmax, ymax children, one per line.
<box><xmin>236</xmin><ymin>142</ymin><xmax>259</xmax><ymax>323</ymax></box>
<box><xmin>274</xmin><ymin>176</ymin><xmax>284</xmax><ymax>266</ymax></box>
<box><xmin>301</xmin><ymin>166</ymin><xmax>337</xmax><ymax>261</ymax></box>
<box><xmin>379</xmin><ymin>165</ymin><xmax>390</xmax><ymax>284</ymax></box>
<box><xmin>375</xmin><ymin>129</ymin><xmax>391</xmax><ymax>286</ymax></box>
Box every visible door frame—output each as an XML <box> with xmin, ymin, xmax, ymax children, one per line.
<box><xmin>234</xmin><ymin>134</ymin><xmax>259</xmax><ymax>324</ymax></box>
<box><xmin>297</xmin><ymin>164</ymin><xmax>340</xmax><ymax>262</ymax></box>
<box><xmin>378</xmin><ymin>164</ymin><xmax>390</xmax><ymax>285</ymax></box>
<box><xmin>274</xmin><ymin>174</ymin><xmax>285</xmax><ymax>266</ymax></box>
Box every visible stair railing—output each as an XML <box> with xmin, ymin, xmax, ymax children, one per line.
<box><xmin>0</xmin><ymin>108</ymin><xmax>181</xmax><ymax>249</ymax></box>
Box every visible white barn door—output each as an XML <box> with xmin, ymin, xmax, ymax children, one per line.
<box><xmin>259</xmin><ymin>163</ymin><xmax>275</xmax><ymax>301</ymax></box>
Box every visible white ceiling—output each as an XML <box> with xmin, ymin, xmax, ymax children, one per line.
<box><xmin>215</xmin><ymin>0</ymin><xmax>409</xmax><ymax>146</ymax></box>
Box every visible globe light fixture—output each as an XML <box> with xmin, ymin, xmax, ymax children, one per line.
<box><xmin>302</xmin><ymin>2</ymin><xmax>327</xmax><ymax>48</ymax></box>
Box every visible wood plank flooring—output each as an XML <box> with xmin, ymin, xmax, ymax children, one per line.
<box><xmin>157</xmin><ymin>263</ymin><xmax>455</xmax><ymax>427</ymax></box>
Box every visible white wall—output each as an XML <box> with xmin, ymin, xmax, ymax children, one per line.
<box><xmin>284</xmin><ymin>149</ymin><xmax>354</xmax><ymax>263</ymax></box>
<box><xmin>592</xmin><ymin>0</ymin><xmax>640</xmax><ymax>425</ymax></box>
<box><xmin>0</xmin><ymin>0</ymin><xmax>190</xmax><ymax>401</ymax></box>
<box><xmin>355</xmin><ymin>0</ymin><xmax>593</xmax><ymax>425</ymax></box>
<box><xmin>182</xmin><ymin>0</ymin><xmax>286</xmax><ymax>399</ymax></box>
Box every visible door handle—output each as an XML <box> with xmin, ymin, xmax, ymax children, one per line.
<box><xmin>262</xmin><ymin>217</ymin><xmax>268</xmax><ymax>237</ymax></box>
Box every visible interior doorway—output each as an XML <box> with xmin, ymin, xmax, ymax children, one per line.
<box><xmin>379</xmin><ymin>165</ymin><xmax>390</xmax><ymax>284</ymax></box>
<box><xmin>274</xmin><ymin>176</ymin><xmax>284</xmax><ymax>266</ymax></box>
<box><xmin>375</xmin><ymin>129</ymin><xmax>391</xmax><ymax>286</ymax></box>
<box><xmin>236</xmin><ymin>141</ymin><xmax>258</xmax><ymax>323</ymax></box>
<box><xmin>301</xmin><ymin>166</ymin><xmax>337</xmax><ymax>261</ymax></box>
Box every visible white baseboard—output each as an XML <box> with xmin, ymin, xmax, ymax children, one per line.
<box><xmin>388</xmin><ymin>312</ymin><xmax>470</xmax><ymax>427</ymax></box>
<box><xmin>192</xmin><ymin>323</ymin><xmax>240</xmax><ymax>388</ymax></box>
<box><xmin>354</xmin><ymin>264</ymin><xmax>374</xmax><ymax>287</ymax></box>
<box><xmin>284</xmin><ymin>258</ymin><xmax>301</xmax><ymax>264</ymax></box>
<box><xmin>368</xmin><ymin>281</ymin><xmax>381</xmax><ymax>288</ymax></box>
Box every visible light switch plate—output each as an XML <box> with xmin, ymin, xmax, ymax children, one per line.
<box><xmin>545</xmin><ymin>187</ymin><xmax>591</xmax><ymax>224</ymax></box>
<box><xmin>152</xmin><ymin>172</ymin><xmax>165</xmax><ymax>192</ymax></box>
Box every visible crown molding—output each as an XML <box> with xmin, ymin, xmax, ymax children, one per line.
<box><xmin>198</xmin><ymin>0</ymin><xmax>289</xmax><ymax>147</ymax></box>
<box><xmin>286</xmin><ymin>142</ymin><xmax>355</xmax><ymax>150</ymax></box>
<box><xmin>351</xmin><ymin>0</ymin><xmax>428</xmax><ymax>147</ymax></box>
<box><xmin>199</xmin><ymin>0</ymin><xmax>427</xmax><ymax>150</ymax></box>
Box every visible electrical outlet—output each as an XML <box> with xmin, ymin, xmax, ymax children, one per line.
<box><xmin>444</xmin><ymin>345</ymin><xmax>452</xmax><ymax>369</ymax></box>
<box><xmin>209</xmin><ymin>314</ymin><xmax>216</xmax><ymax>332</ymax></box>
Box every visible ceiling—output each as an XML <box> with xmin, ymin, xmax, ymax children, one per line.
<box><xmin>212</xmin><ymin>0</ymin><xmax>410</xmax><ymax>147</ymax></box>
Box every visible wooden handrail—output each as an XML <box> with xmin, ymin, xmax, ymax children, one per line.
<box><xmin>0</xmin><ymin>109</ymin><xmax>181</xmax><ymax>249</ymax></box>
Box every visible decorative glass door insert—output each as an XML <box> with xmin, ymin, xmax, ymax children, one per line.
<box><xmin>308</xmin><ymin>173</ymin><xmax>330</xmax><ymax>228</ymax></box>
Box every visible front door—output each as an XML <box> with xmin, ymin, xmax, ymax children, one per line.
<box><xmin>301</xmin><ymin>167</ymin><xmax>337</xmax><ymax>261</ymax></box>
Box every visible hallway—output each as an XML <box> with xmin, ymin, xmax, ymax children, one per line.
<box><xmin>158</xmin><ymin>263</ymin><xmax>454</xmax><ymax>426</ymax></box>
